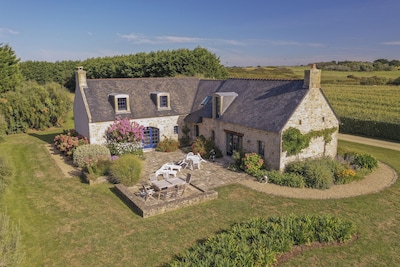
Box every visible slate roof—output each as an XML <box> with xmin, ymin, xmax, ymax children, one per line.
<box><xmin>185</xmin><ymin>78</ymin><xmax>307</xmax><ymax>133</ymax></box>
<box><xmin>83</xmin><ymin>77</ymin><xmax>200</xmax><ymax>123</ymax></box>
<box><xmin>82</xmin><ymin>76</ymin><xmax>309</xmax><ymax>133</ymax></box>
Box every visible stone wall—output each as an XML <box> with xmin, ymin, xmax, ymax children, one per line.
<box><xmin>195</xmin><ymin>118</ymin><xmax>282</xmax><ymax>170</ymax></box>
<box><xmin>281</xmin><ymin>87</ymin><xmax>339</xmax><ymax>169</ymax></box>
<box><xmin>88</xmin><ymin>115</ymin><xmax>181</xmax><ymax>145</ymax></box>
<box><xmin>114</xmin><ymin>183</ymin><xmax>218</xmax><ymax>218</ymax></box>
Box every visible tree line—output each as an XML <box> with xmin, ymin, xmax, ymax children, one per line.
<box><xmin>0</xmin><ymin>44</ymin><xmax>228</xmax><ymax>135</ymax></box>
<box><xmin>314</xmin><ymin>59</ymin><xmax>400</xmax><ymax>72</ymax></box>
<box><xmin>19</xmin><ymin>46</ymin><xmax>228</xmax><ymax>92</ymax></box>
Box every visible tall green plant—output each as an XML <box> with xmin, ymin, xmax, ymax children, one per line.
<box><xmin>109</xmin><ymin>154</ymin><xmax>142</xmax><ymax>186</ymax></box>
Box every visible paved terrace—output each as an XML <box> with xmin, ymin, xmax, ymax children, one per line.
<box><xmin>139</xmin><ymin>150</ymin><xmax>253</xmax><ymax>190</ymax></box>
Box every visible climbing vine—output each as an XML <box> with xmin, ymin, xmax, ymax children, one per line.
<box><xmin>282</xmin><ymin>127</ymin><xmax>337</xmax><ymax>156</ymax></box>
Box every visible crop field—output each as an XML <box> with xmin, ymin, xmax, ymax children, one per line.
<box><xmin>227</xmin><ymin>66</ymin><xmax>400</xmax><ymax>84</ymax></box>
<box><xmin>322</xmin><ymin>85</ymin><xmax>400</xmax><ymax>124</ymax></box>
<box><xmin>227</xmin><ymin>67</ymin><xmax>400</xmax><ymax>126</ymax></box>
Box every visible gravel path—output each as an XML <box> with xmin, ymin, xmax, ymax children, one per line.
<box><xmin>239</xmin><ymin>162</ymin><xmax>397</xmax><ymax>199</ymax></box>
<box><xmin>46</xmin><ymin>133</ymin><xmax>399</xmax><ymax>200</ymax></box>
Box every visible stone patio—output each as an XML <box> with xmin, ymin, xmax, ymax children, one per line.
<box><xmin>118</xmin><ymin>149</ymin><xmax>253</xmax><ymax>218</ymax></box>
<box><xmin>139</xmin><ymin>149</ymin><xmax>252</xmax><ymax>190</ymax></box>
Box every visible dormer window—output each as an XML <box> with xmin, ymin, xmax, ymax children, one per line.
<box><xmin>151</xmin><ymin>92</ymin><xmax>171</xmax><ymax>110</ymax></box>
<box><xmin>109</xmin><ymin>93</ymin><xmax>131</xmax><ymax>114</ymax></box>
<box><xmin>213</xmin><ymin>92</ymin><xmax>238</xmax><ymax>119</ymax></box>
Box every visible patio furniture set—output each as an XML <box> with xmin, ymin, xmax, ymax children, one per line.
<box><xmin>141</xmin><ymin>152</ymin><xmax>206</xmax><ymax>201</ymax></box>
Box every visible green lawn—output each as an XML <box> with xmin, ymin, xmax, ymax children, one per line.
<box><xmin>1</xmin><ymin>131</ymin><xmax>400</xmax><ymax>266</ymax></box>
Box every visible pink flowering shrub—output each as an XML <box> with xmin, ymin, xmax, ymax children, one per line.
<box><xmin>104</xmin><ymin>117</ymin><xmax>145</xmax><ymax>156</ymax></box>
<box><xmin>54</xmin><ymin>129</ymin><xmax>89</xmax><ymax>158</ymax></box>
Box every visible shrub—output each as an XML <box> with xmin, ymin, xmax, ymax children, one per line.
<box><xmin>265</xmin><ymin>170</ymin><xmax>285</xmax><ymax>185</ymax></box>
<box><xmin>285</xmin><ymin>159</ymin><xmax>334</xmax><ymax>189</ymax></box>
<box><xmin>191</xmin><ymin>135</ymin><xmax>207</xmax><ymax>156</ymax></box>
<box><xmin>86</xmin><ymin>158</ymin><xmax>113</xmax><ymax>177</ymax></box>
<box><xmin>53</xmin><ymin>129</ymin><xmax>88</xmax><ymax>158</ymax></box>
<box><xmin>104</xmin><ymin>117</ymin><xmax>144</xmax><ymax>156</ymax></box>
<box><xmin>241</xmin><ymin>153</ymin><xmax>265</xmax><ymax>178</ymax></box>
<box><xmin>179</xmin><ymin>124</ymin><xmax>191</xmax><ymax>147</ymax></box>
<box><xmin>266</xmin><ymin>170</ymin><xmax>305</xmax><ymax>188</ymax></box>
<box><xmin>191</xmin><ymin>135</ymin><xmax>222</xmax><ymax>159</ymax></box>
<box><xmin>335</xmin><ymin>168</ymin><xmax>357</xmax><ymax>185</ymax></box>
<box><xmin>109</xmin><ymin>154</ymin><xmax>142</xmax><ymax>186</ymax></box>
<box><xmin>73</xmin><ymin>144</ymin><xmax>111</xmax><ymax>167</ymax></box>
<box><xmin>156</xmin><ymin>136</ymin><xmax>180</xmax><ymax>152</ymax></box>
<box><xmin>281</xmin><ymin>173</ymin><xmax>306</xmax><ymax>188</ymax></box>
<box><xmin>302</xmin><ymin>161</ymin><xmax>334</xmax><ymax>189</ymax></box>
<box><xmin>351</xmin><ymin>153</ymin><xmax>378</xmax><ymax>170</ymax></box>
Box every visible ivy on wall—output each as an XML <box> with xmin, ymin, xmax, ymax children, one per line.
<box><xmin>282</xmin><ymin>127</ymin><xmax>337</xmax><ymax>156</ymax></box>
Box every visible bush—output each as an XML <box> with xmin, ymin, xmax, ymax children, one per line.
<box><xmin>302</xmin><ymin>162</ymin><xmax>334</xmax><ymax>189</ymax></box>
<box><xmin>266</xmin><ymin>170</ymin><xmax>305</xmax><ymax>188</ymax></box>
<box><xmin>156</xmin><ymin>136</ymin><xmax>180</xmax><ymax>152</ymax></box>
<box><xmin>109</xmin><ymin>154</ymin><xmax>142</xmax><ymax>186</ymax></box>
<box><xmin>0</xmin><ymin>81</ymin><xmax>71</xmax><ymax>133</ymax></box>
<box><xmin>53</xmin><ymin>129</ymin><xmax>88</xmax><ymax>158</ymax></box>
<box><xmin>241</xmin><ymin>153</ymin><xmax>265</xmax><ymax>178</ymax></box>
<box><xmin>285</xmin><ymin>159</ymin><xmax>334</xmax><ymax>189</ymax></box>
<box><xmin>335</xmin><ymin>168</ymin><xmax>357</xmax><ymax>184</ymax></box>
<box><xmin>104</xmin><ymin>118</ymin><xmax>144</xmax><ymax>156</ymax></box>
<box><xmin>179</xmin><ymin>124</ymin><xmax>191</xmax><ymax>147</ymax></box>
<box><xmin>191</xmin><ymin>135</ymin><xmax>222</xmax><ymax>159</ymax></box>
<box><xmin>73</xmin><ymin>144</ymin><xmax>111</xmax><ymax>167</ymax></box>
<box><xmin>351</xmin><ymin>153</ymin><xmax>378</xmax><ymax>170</ymax></box>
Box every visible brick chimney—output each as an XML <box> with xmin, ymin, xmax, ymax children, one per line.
<box><xmin>303</xmin><ymin>64</ymin><xmax>321</xmax><ymax>89</ymax></box>
<box><xmin>75</xmin><ymin>66</ymin><xmax>87</xmax><ymax>88</ymax></box>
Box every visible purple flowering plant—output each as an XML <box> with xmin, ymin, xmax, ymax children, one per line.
<box><xmin>104</xmin><ymin>117</ymin><xmax>145</xmax><ymax>156</ymax></box>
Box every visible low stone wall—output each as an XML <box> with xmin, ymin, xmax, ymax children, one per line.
<box><xmin>114</xmin><ymin>183</ymin><xmax>218</xmax><ymax>218</ymax></box>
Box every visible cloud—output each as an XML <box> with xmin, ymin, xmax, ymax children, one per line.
<box><xmin>118</xmin><ymin>33</ymin><xmax>245</xmax><ymax>46</ymax></box>
<box><xmin>0</xmin><ymin>27</ymin><xmax>19</xmax><ymax>37</ymax></box>
<box><xmin>381</xmin><ymin>41</ymin><xmax>400</xmax><ymax>45</ymax></box>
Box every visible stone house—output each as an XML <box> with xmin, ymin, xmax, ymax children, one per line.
<box><xmin>74</xmin><ymin>65</ymin><xmax>339</xmax><ymax>170</ymax></box>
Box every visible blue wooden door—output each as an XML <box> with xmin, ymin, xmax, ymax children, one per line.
<box><xmin>143</xmin><ymin>127</ymin><xmax>160</xmax><ymax>148</ymax></box>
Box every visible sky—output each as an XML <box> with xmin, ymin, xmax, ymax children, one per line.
<box><xmin>1</xmin><ymin>0</ymin><xmax>399</xmax><ymax>66</ymax></box>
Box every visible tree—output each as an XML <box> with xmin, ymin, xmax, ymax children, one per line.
<box><xmin>0</xmin><ymin>44</ymin><xmax>22</xmax><ymax>93</ymax></box>
<box><xmin>0</xmin><ymin>81</ymin><xmax>71</xmax><ymax>133</ymax></box>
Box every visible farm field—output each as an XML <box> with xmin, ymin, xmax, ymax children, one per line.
<box><xmin>227</xmin><ymin>66</ymin><xmax>400</xmax><ymax>85</ymax></box>
<box><xmin>322</xmin><ymin>85</ymin><xmax>400</xmax><ymax>124</ymax></box>
<box><xmin>227</xmin><ymin>66</ymin><xmax>400</xmax><ymax>140</ymax></box>
<box><xmin>0</xmin><ymin>131</ymin><xmax>400</xmax><ymax>266</ymax></box>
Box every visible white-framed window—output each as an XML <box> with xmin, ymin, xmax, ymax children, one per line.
<box><xmin>151</xmin><ymin>92</ymin><xmax>171</xmax><ymax>110</ymax></box>
<box><xmin>109</xmin><ymin>93</ymin><xmax>130</xmax><ymax>113</ymax></box>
